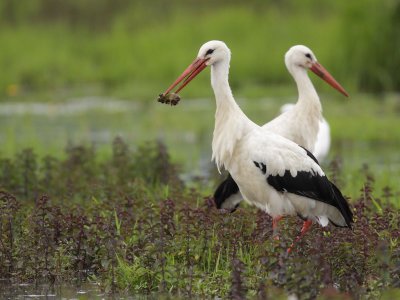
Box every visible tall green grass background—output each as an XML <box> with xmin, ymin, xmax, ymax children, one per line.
<box><xmin>0</xmin><ymin>0</ymin><xmax>399</xmax><ymax>101</ymax></box>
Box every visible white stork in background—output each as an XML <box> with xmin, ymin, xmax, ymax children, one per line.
<box><xmin>161</xmin><ymin>41</ymin><xmax>353</xmax><ymax>249</ymax></box>
<box><xmin>280</xmin><ymin>103</ymin><xmax>331</xmax><ymax>162</ymax></box>
<box><xmin>214</xmin><ymin>45</ymin><xmax>346</xmax><ymax>220</ymax></box>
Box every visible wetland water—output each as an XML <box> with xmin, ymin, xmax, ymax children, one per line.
<box><xmin>0</xmin><ymin>282</ymin><xmax>107</xmax><ymax>299</ymax></box>
<box><xmin>0</xmin><ymin>97</ymin><xmax>399</xmax><ymax>184</ymax></box>
<box><xmin>0</xmin><ymin>98</ymin><xmax>209</xmax><ymax>168</ymax></box>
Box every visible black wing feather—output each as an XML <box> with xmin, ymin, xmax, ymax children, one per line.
<box><xmin>214</xmin><ymin>174</ymin><xmax>240</xmax><ymax>209</ymax></box>
<box><xmin>329</xmin><ymin>183</ymin><xmax>353</xmax><ymax>227</ymax></box>
<box><xmin>300</xmin><ymin>146</ymin><xmax>320</xmax><ymax>165</ymax></box>
<box><xmin>263</xmin><ymin>167</ymin><xmax>353</xmax><ymax>228</ymax></box>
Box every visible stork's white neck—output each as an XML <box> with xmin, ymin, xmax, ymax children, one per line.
<box><xmin>291</xmin><ymin>66</ymin><xmax>322</xmax><ymax>114</ymax></box>
<box><xmin>210</xmin><ymin>60</ymin><xmax>256</xmax><ymax>171</ymax></box>
<box><xmin>211</xmin><ymin>61</ymin><xmax>242</xmax><ymax>115</ymax></box>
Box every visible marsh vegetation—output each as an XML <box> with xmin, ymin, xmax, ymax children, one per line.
<box><xmin>0</xmin><ymin>137</ymin><xmax>399</xmax><ymax>299</ymax></box>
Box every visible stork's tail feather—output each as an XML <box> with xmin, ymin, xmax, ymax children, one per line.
<box><xmin>214</xmin><ymin>174</ymin><xmax>240</xmax><ymax>209</ymax></box>
<box><xmin>330</xmin><ymin>182</ymin><xmax>353</xmax><ymax>228</ymax></box>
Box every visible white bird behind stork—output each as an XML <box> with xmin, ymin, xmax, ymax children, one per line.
<box><xmin>280</xmin><ymin>103</ymin><xmax>331</xmax><ymax>162</ymax></box>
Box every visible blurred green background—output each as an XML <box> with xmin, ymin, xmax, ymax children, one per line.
<box><xmin>0</xmin><ymin>0</ymin><xmax>399</xmax><ymax>100</ymax></box>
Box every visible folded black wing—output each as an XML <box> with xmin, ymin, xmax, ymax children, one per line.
<box><xmin>214</xmin><ymin>174</ymin><xmax>240</xmax><ymax>209</ymax></box>
<box><xmin>266</xmin><ymin>169</ymin><xmax>353</xmax><ymax>227</ymax></box>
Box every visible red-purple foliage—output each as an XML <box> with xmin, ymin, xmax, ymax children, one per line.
<box><xmin>0</xmin><ymin>139</ymin><xmax>399</xmax><ymax>298</ymax></box>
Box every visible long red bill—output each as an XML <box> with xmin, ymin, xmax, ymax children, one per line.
<box><xmin>310</xmin><ymin>62</ymin><xmax>349</xmax><ymax>97</ymax></box>
<box><xmin>163</xmin><ymin>57</ymin><xmax>209</xmax><ymax>95</ymax></box>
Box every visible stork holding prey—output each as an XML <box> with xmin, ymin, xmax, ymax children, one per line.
<box><xmin>215</xmin><ymin>45</ymin><xmax>347</xmax><ymax>219</ymax></box>
<box><xmin>161</xmin><ymin>41</ymin><xmax>353</xmax><ymax>250</ymax></box>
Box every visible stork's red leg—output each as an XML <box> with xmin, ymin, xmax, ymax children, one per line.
<box><xmin>287</xmin><ymin>220</ymin><xmax>313</xmax><ymax>253</ymax></box>
<box><xmin>272</xmin><ymin>216</ymin><xmax>283</xmax><ymax>240</ymax></box>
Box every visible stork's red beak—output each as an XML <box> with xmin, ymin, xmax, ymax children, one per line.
<box><xmin>163</xmin><ymin>57</ymin><xmax>209</xmax><ymax>95</ymax></box>
<box><xmin>310</xmin><ymin>62</ymin><xmax>349</xmax><ymax>97</ymax></box>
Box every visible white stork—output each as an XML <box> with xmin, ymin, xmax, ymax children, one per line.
<box><xmin>280</xmin><ymin>103</ymin><xmax>331</xmax><ymax>162</ymax></box>
<box><xmin>162</xmin><ymin>41</ymin><xmax>353</xmax><ymax>248</ymax></box>
<box><xmin>214</xmin><ymin>45</ymin><xmax>346</xmax><ymax>217</ymax></box>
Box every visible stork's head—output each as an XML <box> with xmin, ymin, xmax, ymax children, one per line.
<box><xmin>285</xmin><ymin>45</ymin><xmax>317</xmax><ymax>70</ymax></box>
<box><xmin>285</xmin><ymin>45</ymin><xmax>348</xmax><ymax>97</ymax></box>
<box><xmin>197</xmin><ymin>40</ymin><xmax>231</xmax><ymax>66</ymax></box>
<box><xmin>162</xmin><ymin>40</ymin><xmax>230</xmax><ymax>96</ymax></box>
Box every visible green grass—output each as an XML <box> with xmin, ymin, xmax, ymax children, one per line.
<box><xmin>1</xmin><ymin>0</ymin><xmax>399</xmax><ymax>100</ymax></box>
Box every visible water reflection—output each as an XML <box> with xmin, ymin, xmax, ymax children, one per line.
<box><xmin>0</xmin><ymin>98</ymin><xmax>140</xmax><ymax>116</ymax></box>
<box><xmin>0</xmin><ymin>281</ymin><xmax>106</xmax><ymax>299</ymax></box>
<box><xmin>0</xmin><ymin>97</ymin><xmax>399</xmax><ymax>198</ymax></box>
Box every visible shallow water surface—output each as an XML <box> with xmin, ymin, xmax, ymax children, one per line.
<box><xmin>0</xmin><ymin>96</ymin><xmax>399</xmax><ymax>199</ymax></box>
<box><xmin>0</xmin><ymin>282</ymin><xmax>106</xmax><ymax>299</ymax></box>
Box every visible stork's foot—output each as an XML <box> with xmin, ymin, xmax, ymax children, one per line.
<box><xmin>287</xmin><ymin>220</ymin><xmax>313</xmax><ymax>253</ymax></box>
<box><xmin>272</xmin><ymin>216</ymin><xmax>283</xmax><ymax>240</ymax></box>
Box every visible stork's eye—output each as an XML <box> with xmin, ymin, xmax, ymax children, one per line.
<box><xmin>305</xmin><ymin>53</ymin><xmax>312</xmax><ymax>59</ymax></box>
<box><xmin>206</xmin><ymin>49</ymin><xmax>215</xmax><ymax>55</ymax></box>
